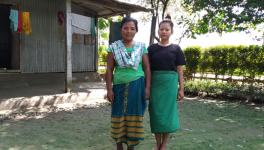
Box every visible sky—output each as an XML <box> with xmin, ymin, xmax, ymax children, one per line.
<box><xmin>131</xmin><ymin>12</ymin><xmax>263</xmax><ymax>48</ymax></box>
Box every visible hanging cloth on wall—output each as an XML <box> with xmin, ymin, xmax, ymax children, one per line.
<box><xmin>17</xmin><ymin>11</ymin><xmax>22</xmax><ymax>33</ymax></box>
<box><xmin>9</xmin><ymin>9</ymin><xmax>18</xmax><ymax>32</ymax></box>
<box><xmin>22</xmin><ymin>12</ymin><xmax>32</xmax><ymax>35</ymax></box>
<box><xmin>71</xmin><ymin>13</ymin><xmax>91</xmax><ymax>35</ymax></box>
<box><xmin>90</xmin><ymin>18</ymin><xmax>97</xmax><ymax>37</ymax></box>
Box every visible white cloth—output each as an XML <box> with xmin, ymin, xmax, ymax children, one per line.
<box><xmin>71</xmin><ymin>13</ymin><xmax>91</xmax><ymax>34</ymax></box>
<box><xmin>108</xmin><ymin>40</ymin><xmax>145</xmax><ymax>70</ymax></box>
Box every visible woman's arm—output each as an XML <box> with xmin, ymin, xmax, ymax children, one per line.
<box><xmin>105</xmin><ymin>53</ymin><xmax>115</xmax><ymax>102</ymax></box>
<box><xmin>177</xmin><ymin>65</ymin><xmax>184</xmax><ymax>101</ymax></box>
<box><xmin>142</xmin><ymin>54</ymin><xmax>151</xmax><ymax>99</ymax></box>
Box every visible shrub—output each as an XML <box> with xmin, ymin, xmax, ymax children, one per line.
<box><xmin>98</xmin><ymin>45</ymin><xmax>108</xmax><ymax>66</ymax></box>
<box><xmin>183</xmin><ymin>46</ymin><xmax>201</xmax><ymax>79</ymax></box>
<box><xmin>207</xmin><ymin>46</ymin><xmax>228</xmax><ymax>80</ymax></box>
<box><xmin>199</xmin><ymin>50</ymin><xmax>211</xmax><ymax>78</ymax></box>
<box><xmin>185</xmin><ymin>80</ymin><xmax>264</xmax><ymax>103</ymax></box>
<box><xmin>185</xmin><ymin>45</ymin><xmax>263</xmax><ymax>84</ymax></box>
<box><xmin>226</xmin><ymin>46</ymin><xmax>239</xmax><ymax>78</ymax></box>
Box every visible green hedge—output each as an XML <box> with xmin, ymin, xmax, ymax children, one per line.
<box><xmin>183</xmin><ymin>46</ymin><xmax>201</xmax><ymax>79</ymax></box>
<box><xmin>185</xmin><ymin>80</ymin><xmax>264</xmax><ymax>103</ymax></box>
<box><xmin>183</xmin><ymin>45</ymin><xmax>264</xmax><ymax>82</ymax></box>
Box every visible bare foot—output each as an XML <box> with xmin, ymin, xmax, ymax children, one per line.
<box><xmin>160</xmin><ymin>145</ymin><xmax>166</xmax><ymax>150</ymax></box>
<box><xmin>127</xmin><ymin>147</ymin><xmax>134</xmax><ymax>150</ymax></box>
<box><xmin>153</xmin><ymin>144</ymin><xmax>159</xmax><ymax>150</ymax></box>
<box><xmin>117</xmin><ymin>143</ymin><xmax>123</xmax><ymax>150</ymax></box>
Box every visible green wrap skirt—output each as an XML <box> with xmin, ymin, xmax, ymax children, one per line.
<box><xmin>149</xmin><ymin>71</ymin><xmax>180</xmax><ymax>133</ymax></box>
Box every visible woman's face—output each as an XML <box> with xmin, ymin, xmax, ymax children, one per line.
<box><xmin>158</xmin><ymin>22</ymin><xmax>172</xmax><ymax>41</ymax></box>
<box><xmin>121</xmin><ymin>21</ymin><xmax>137</xmax><ymax>42</ymax></box>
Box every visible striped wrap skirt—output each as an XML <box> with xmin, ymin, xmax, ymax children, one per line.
<box><xmin>111</xmin><ymin>77</ymin><xmax>147</xmax><ymax>148</ymax></box>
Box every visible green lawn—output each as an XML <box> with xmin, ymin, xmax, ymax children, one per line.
<box><xmin>0</xmin><ymin>99</ymin><xmax>263</xmax><ymax>150</ymax></box>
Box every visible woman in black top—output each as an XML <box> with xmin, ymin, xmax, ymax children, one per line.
<box><xmin>148</xmin><ymin>15</ymin><xmax>186</xmax><ymax>150</ymax></box>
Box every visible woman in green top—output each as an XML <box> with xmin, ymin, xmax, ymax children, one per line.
<box><xmin>106</xmin><ymin>17</ymin><xmax>151</xmax><ymax>150</ymax></box>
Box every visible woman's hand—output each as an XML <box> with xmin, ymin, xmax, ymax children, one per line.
<box><xmin>105</xmin><ymin>53</ymin><xmax>115</xmax><ymax>103</ymax></box>
<box><xmin>107</xmin><ymin>90</ymin><xmax>114</xmax><ymax>103</ymax></box>
<box><xmin>177</xmin><ymin>65</ymin><xmax>184</xmax><ymax>102</ymax></box>
<box><xmin>142</xmin><ymin>54</ymin><xmax>151</xmax><ymax>101</ymax></box>
<box><xmin>178</xmin><ymin>89</ymin><xmax>184</xmax><ymax>101</ymax></box>
<box><xmin>145</xmin><ymin>88</ymin><xmax>150</xmax><ymax>100</ymax></box>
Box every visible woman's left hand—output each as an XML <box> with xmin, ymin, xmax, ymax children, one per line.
<box><xmin>145</xmin><ymin>88</ymin><xmax>150</xmax><ymax>100</ymax></box>
<box><xmin>178</xmin><ymin>89</ymin><xmax>184</xmax><ymax>101</ymax></box>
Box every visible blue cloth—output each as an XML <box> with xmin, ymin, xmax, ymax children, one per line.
<box><xmin>9</xmin><ymin>9</ymin><xmax>18</xmax><ymax>32</ymax></box>
<box><xmin>112</xmin><ymin>77</ymin><xmax>146</xmax><ymax>117</ymax></box>
<box><xmin>111</xmin><ymin>77</ymin><xmax>147</xmax><ymax>147</ymax></box>
<box><xmin>109</xmin><ymin>22</ymin><xmax>121</xmax><ymax>44</ymax></box>
<box><xmin>90</xmin><ymin>17</ymin><xmax>96</xmax><ymax>37</ymax></box>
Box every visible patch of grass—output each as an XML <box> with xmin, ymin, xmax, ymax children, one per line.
<box><xmin>0</xmin><ymin>100</ymin><xmax>263</xmax><ymax>150</ymax></box>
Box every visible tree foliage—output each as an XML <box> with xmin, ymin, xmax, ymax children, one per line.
<box><xmin>181</xmin><ymin>0</ymin><xmax>264</xmax><ymax>36</ymax></box>
<box><xmin>105</xmin><ymin>0</ymin><xmax>263</xmax><ymax>44</ymax></box>
<box><xmin>147</xmin><ymin>0</ymin><xmax>171</xmax><ymax>44</ymax></box>
<box><xmin>98</xmin><ymin>18</ymin><xmax>109</xmax><ymax>30</ymax></box>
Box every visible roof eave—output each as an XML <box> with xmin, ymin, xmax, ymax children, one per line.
<box><xmin>72</xmin><ymin>0</ymin><xmax>151</xmax><ymax>17</ymax></box>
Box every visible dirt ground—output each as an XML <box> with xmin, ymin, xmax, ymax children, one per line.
<box><xmin>0</xmin><ymin>97</ymin><xmax>263</xmax><ymax>150</ymax></box>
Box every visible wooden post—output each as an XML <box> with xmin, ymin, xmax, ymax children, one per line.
<box><xmin>95</xmin><ymin>17</ymin><xmax>99</xmax><ymax>71</ymax></box>
<box><xmin>65</xmin><ymin>0</ymin><xmax>72</xmax><ymax>93</ymax></box>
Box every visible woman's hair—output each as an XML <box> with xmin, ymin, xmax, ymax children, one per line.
<box><xmin>159</xmin><ymin>14</ymin><xmax>174</xmax><ymax>32</ymax></box>
<box><xmin>120</xmin><ymin>17</ymin><xmax>138</xmax><ymax>32</ymax></box>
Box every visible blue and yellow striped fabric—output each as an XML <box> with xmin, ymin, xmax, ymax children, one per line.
<box><xmin>111</xmin><ymin>77</ymin><xmax>146</xmax><ymax>148</ymax></box>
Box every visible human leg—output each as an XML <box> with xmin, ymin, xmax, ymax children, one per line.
<box><xmin>154</xmin><ymin>133</ymin><xmax>162</xmax><ymax>150</ymax></box>
<box><xmin>117</xmin><ymin>143</ymin><xmax>124</xmax><ymax>150</ymax></box>
<box><xmin>127</xmin><ymin>146</ymin><xmax>134</xmax><ymax>150</ymax></box>
<box><xmin>160</xmin><ymin>133</ymin><xmax>169</xmax><ymax>150</ymax></box>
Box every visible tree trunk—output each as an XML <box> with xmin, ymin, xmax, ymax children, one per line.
<box><xmin>161</xmin><ymin>0</ymin><xmax>169</xmax><ymax>19</ymax></box>
<box><xmin>149</xmin><ymin>15</ymin><xmax>157</xmax><ymax>45</ymax></box>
